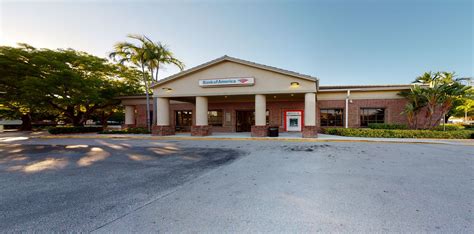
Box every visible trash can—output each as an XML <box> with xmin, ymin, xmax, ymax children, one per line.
<box><xmin>268</xmin><ymin>126</ymin><xmax>279</xmax><ymax>137</ymax></box>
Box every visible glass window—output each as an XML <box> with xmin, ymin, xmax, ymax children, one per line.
<box><xmin>360</xmin><ymin>108</ymin><xmax>385</xmax><ymax>127</ymax></box>
<box><xmin>208</xmin><ymin>110</ymin><xmax>223</xmax><ymax>126</ymax></box>
<box><xmin>320</xmin><ymin>109</ymin><xmax>344</xmax><ymax>127</ymax></box>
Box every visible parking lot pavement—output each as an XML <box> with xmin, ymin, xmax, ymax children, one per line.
<box><xmin>0</xmin><ymin>141</ymin><xmax>244</xmax><ymax>232</ymax></box>
<box><xmin>1</xmin><ymin>138</ymin><xmax>473</xmax><ymax>233</ymax></box>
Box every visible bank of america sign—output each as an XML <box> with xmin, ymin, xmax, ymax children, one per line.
<box><xmin>199</xmin><ymin>77</ymin><xmax>255</xmax><ymax>87</ymax></box>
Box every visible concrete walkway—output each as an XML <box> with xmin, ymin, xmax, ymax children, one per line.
<box><xmin>1</xmin><ymin>131</ymin><xmax>472</xmax><ymax>146</ymax></box>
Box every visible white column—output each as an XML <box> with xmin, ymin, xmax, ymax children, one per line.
<box><xmin>255</xmin><ymin>94</ymin><xmax>266</xmax><ymax>126</ymax></box>
<box><xmin>124</xmin><ymin>105</ymin><xmax>135</xmax><ymax>125</ymax></box>
<box><xmin>345</xmin><ymin>90</ymin><xmax>350</xmax><ymax>128</ymax></box>
<box><xmin>195</xmin><ymin>96</ymin><xmax>208</xmax><ymax>126</ymax></box>
<box><xmin>156</xmin><ymin>97</ymin><xmax>170</xmax><ymax>126</ymax></box>
<box><xmin>304</xmin><ymin>93</ymin><xmax>316</xmax><ymax>126</ymax></box>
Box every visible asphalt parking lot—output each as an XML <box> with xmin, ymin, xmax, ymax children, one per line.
<box><xmin>0</xmin><ymin>137</ymin><xmax>473</xmax><ymax>232</ymax></box>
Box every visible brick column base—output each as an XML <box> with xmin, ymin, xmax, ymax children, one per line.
<box><xmin>152</xmin><ymin>125</ymin><xmax>175</xmax><ymax>136</ymax></box>
<box><xmin>191</xmin><ymin>125</ymin><xmax>212</xmax><ymax>136</ymax></box>
<box><xmin>251</xmin><ymin>125</ymin><xmax>268</xmax><ymax>137</ymax></box>
<box><xmin>302</xmin><ymin>126</ymin><xmax>318</xmax><ymax>138</ymax></box>
<box><xmin>122</xmin><ymin>124</ymin><xmax>136</xmax><ymax>129</ymax></box>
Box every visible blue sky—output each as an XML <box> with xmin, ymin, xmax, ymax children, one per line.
<box><xmin>1</xmin><ymin>0</ymin><xmax>472</xmax><ymax>85</ymax></box>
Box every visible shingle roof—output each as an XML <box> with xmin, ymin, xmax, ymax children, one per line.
<box><xmin>151</xmin><ymin>55</ymin><xmax>318</xmax><ymax>88</ymax></box>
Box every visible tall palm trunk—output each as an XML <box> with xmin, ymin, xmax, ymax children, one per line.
<box><xmin>154</xmin><ymin>66</ymin><xmax>159</xmax><ymax>82</ymax></box>
<box><xmin>142</xmin><ymin>64</ymin><xmax>151</xmax><ymax>132</ymax></box>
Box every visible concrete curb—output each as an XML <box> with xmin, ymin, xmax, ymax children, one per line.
<box><xmin>34</xmin><ymin>134</ymin><xmax>474</xmax><ymax>146</ymax></box>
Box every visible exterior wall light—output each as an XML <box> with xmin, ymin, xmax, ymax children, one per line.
<box><xmin>162</xmin><ymin>87</ymin><xmax>173</xmax><ymax>93</ymax></box>
<box><xmin>290</xmin><ymin>82</ymin><xmax>300</xmax><ymax>88</ymax></box>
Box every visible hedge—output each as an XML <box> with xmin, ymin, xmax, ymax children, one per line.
<box><xmin>324</xmin><ymin>128</ymin><xmax>474</xmax><ymax>139</ymax></box>
<box><xmin>463</xmin><ymin>124</ymin><xmax>474</xmax><ymax>129</ymax></box>
<box><xmin>432</xmin><ymin>124</ymin><xmax>465</xmax><ymax>131</ymax></box>
<box><xmin>368</xmin><ymin>123</ymin><xmax>408</xmax><ymax>129</ymax></box>
<box><xmin>48</xmin><ymin>126</ymin><xmax>103</xmax><ymax>134</ymax></box>
<box><xmin>98</xmin><ymin>127</ymin><xmax>150</xmax><ymax>134</ymax></box>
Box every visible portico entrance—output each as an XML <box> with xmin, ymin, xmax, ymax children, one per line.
<box><xmin>147</xmin><ymin>55</ymin><xmax>319</xmax><ymax>138</ymax></box>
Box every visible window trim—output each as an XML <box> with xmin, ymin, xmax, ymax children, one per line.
<box><xmin>319</xmin><ymin>108</ymin><xmax>344</xmax><ymax>127</ymax></box>
<box><xmin>359</xmin><ymin>108</ymin><xmax>386</xmax><ymax>127</ymax></box>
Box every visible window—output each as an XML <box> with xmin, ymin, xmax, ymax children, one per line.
<box><xmin>360</xmin><ymin>108</ymin><xmax>385</xmax><ymax>127</ymax></box>
<box><xmin>320</xmin><ymin>109</ymin><xmax>344</xmax><ymax>127</ymax></box>
<box><xmin>208</xmin><ymin>110</ymin><xmax>223</xmax><ymax>126</ymax></box>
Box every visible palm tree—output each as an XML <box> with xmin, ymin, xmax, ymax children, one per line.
<box><xmin>409</xmin><ymin>71</ymin><xmax>470</xmax><ymax>128</ymax></box>
<box><xmin>399</xmin><ymin>85</ymin><xmax>427</xmax><ymax>129</ymax></box>
<box><xmin>109</xmin><ymin>34</ymin><xmax>185</xmax><ymax>131</ymax></box>
<box><xmin>109</xmin><ymin>35</ymin><xmax>154</xmax><ymax>131</ymax></box>
<box><xmin>141</xmin><ymin>36</ymin><xmax>184</xmax><ymax>81</ymax></box>
<box><xmin>456</xmin><ymin>98</ymin><xmax>474</xmax><ymax>122</ymax></box>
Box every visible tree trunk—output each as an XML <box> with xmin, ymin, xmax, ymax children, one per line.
<box><xmin>100</xmin><ymin>111</ymin><xmax>114</xmax><ymax>129</ymax></box>
<box><xmin>101</xmin><ymin>119</ymin><xmax>108</xmax><ymax>129</ymax></box>
<box><xmin>72</xmin><ymin>117</ymin><xmax>82</xmax><ymax>126</ymax></box>
<box><xmin>19</xmin><ymin>114</ymin><xmax>32</xmax><ymax>131</ymax></box>
<box><xmin>413</xmin><ymin>111</ymin><xmax>419</xmax><ymax>129</ymax></box>
<box><xmin>142</xmin><ymin>65</ymin><xmax>151</xmax><ymax>132</ymax></box>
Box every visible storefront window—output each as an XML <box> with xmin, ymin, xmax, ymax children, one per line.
<box><xmin>320</xmin><ymin>109</ymin><xmax>344</xmax><ymax>127</ymax></box>
<box><xmin>360</xmin><ymin>108</ymin><xmax>385</xmax><ymax>127</ymax></box>
<box><xmin>208</xmin><ymin>110</ymin><xmax>223</xmax><ymax>126</ymax></box>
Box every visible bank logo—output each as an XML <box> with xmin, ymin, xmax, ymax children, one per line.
<box><xmin>199</xmin><ymin>77</ymin><xmax>255</xmax><ymax>87</ymax></box>
<box><xmin>238</xmin><ymin>78</ymin><xmax>249</xmax><ymax>84</ymax></box>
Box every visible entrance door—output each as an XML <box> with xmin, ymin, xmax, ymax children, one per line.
<box><xmin>175</xmin><ymin>110</ymin><xmax>192</xmax><ymax>132</ymax></box>
<box><xmin>236</xmin><ymin>110</ymin><xmax>254</xmax><ymax>132</ymax></box>
<box><xmin>285</xmin><ymin>111</ymin><xmax>303</xmax><ymax>132</ymax></box>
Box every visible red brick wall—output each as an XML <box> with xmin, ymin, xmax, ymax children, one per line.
<box><xmin>318</xmin><ymin>99</ymin><xmax>409</xmax><ymax>128</ymax></box>
<box><xmin>133</xmin><ymin>98</ymin><xmax>435</xmax><ymax>131</ymax></box>
<box><xmin>135</xmin><ymin>104</ymin><xmax>151</xmax><ymax>128</ymax></box>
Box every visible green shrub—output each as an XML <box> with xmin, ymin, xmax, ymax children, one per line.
<box><xmin>368</xmin><ymin>123</ymin><xmax>408</xmax><ymax>129</ymax></box>
<box><xmin>98</xmin><ymin>127</ymin><xmax>150</xmax><ymax>134</ymax></box>
<box><xmin>432</xmin><ymin>124</ymin><xmax>465</xmax><ymax>131</ymax></box>
<box><xmin>324</xmin><ymin>128</ymin><xmax>474</xmax><ymax>139</ymax></box>
<box><xmin>463</xmin><ymin>124</ymin><xmax>474</xmax><ymax>129</ymax></box>
<box><xmin>48</xmin><ymin>126</ymin><xmax>103</xmax><ymax>134</ymax></box>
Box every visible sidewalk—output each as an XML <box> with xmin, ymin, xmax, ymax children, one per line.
<box><xmin>5</xmin><ymin>131</ymin><xmax>470</xmax><ymax>146</ymax></box>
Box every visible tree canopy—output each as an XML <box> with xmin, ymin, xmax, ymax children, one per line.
<box><xmin>399</xmin><ymin>72</ymin><xmax>472</xmax><ymax>129</ymax></box>
<box><xmin>0</xmin><ymin>44</ymin><xmax>143</xmax><ymax>129</ymax></box>
<box><xmin>109</xmin><ymin>34</ymin><xmax>184</xmax><ymax>131</ymax></box>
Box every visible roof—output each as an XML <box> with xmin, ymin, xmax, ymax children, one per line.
<box><xmin>319</xmin><ymin>84</ymin><xmax>417</xmax><ymax>92</ymax></box>
<box><xmin>319</xmin><ymin>84</ymin><xmax>415</xmax><ymax>90</ymax></box>
<box><xmin>151</xmin><ymin>55</ymin><xmax>318</xmax><ymax>88</ymax></box>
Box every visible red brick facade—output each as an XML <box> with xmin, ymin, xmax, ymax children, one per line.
<box><xmin>191</xmin><ymin>125</ymin><xmax>212</xmax><ymax>136</ymax></box>
<box><xmin>152</xmin><ymin>125</ymin><xmax>175</xmax><ymax>136</ymax></box>
<box><xmin>302</xmin><ymin>126</ymin><xmax>318</xmax><ymax>138</ymax></box>
<box><xmin>128</xmin><ymin>98</ymin><xmax>428</xmax><ymax>133</ymax></box>
<box><xmin>250</xmin><ymin>125</ymin><xmax>268</xmax><ymax>137</ymax></box>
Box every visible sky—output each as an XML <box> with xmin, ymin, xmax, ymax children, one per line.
<box><xmin>0</xmin><ymin>0</ymin><xmax>472</xmax><ymax>85</ymax></box>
